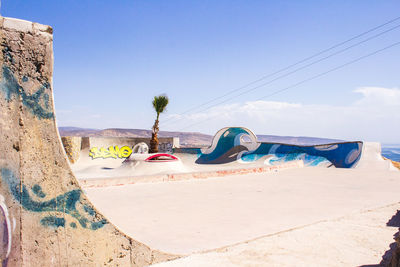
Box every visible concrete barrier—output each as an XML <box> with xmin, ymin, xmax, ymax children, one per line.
<box><xmin>0</xmin><ymin>17</ymin><xmax>177</xmax><ymax>266</ymax></box>
<box><xmin>80</xmin><ymin>160</ymin><xmax>304</xmax><ymax>188</ymax></box>
<box><xmin>61</xmin><ymin>136</ymin><xmax>82</xmax><ymax>163</ymax></box>
<box><xmin>62</xmin><ymin>136</ymin><xmax>179</xmax><ymax>163</ymax></box>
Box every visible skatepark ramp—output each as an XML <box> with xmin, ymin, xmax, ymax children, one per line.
<box><xmin>194</xmin><ymin>127</ymin><xmax>363</xmax><ymax>168</ymax></box>
<box><xmin>355</xmin><ymin>142</ymin><xmax>398</xmax><ymax>170</ymax></box>
<box><xmin>0</xmin><ymin>17</ymin><xmax>177</xmax><ymax>266</ymax></box>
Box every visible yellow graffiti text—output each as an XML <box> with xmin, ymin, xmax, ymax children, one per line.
<box><xmin>89</xmin><ymin>146</ymin><xmax>132</xmax><ymax>159</ymax></box>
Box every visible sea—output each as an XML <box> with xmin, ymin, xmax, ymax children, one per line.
<box><xmin>382</xmin><ymin>144</ymin><xmax>400</xmax><ymax>162</ymax></box>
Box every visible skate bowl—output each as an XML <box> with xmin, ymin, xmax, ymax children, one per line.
<box><xmin>70</xmin><ymin>126</ymin><xmax>363</xmax><ymax>184</ymax></box>
<box><xmin>0</xmin><ymin>17</ymin><xmax>178</xmax><ymax>266</ymax></box>
<box><xmin>75</xmin><ymin>125</ymin><xmax>366</xmax><ymax>188</ymax></box>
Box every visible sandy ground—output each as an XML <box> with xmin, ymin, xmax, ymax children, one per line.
<box><xmin>85</xmin><ymin>167</ymin><xmax>400</xmax><ymax>260</ymax></box>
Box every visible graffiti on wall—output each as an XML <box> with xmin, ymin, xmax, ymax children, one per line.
<box><xmin>89</xmin><ymin>143</ymin><xmax>173</xmax><ymax>159</ymax></box>
<box><xmin>0</xmin><ymin>168</ymin><xmax>107</xmax><ymax>230</ymax></box>
<box><xmin>0</xmin><ymin>48</ymin><xmax>54</xmax><ymax>120</ymax></box>
<box><xmin>89</xmin><ymin>146</ymin><xmax>132</xmax><ymax>159</ymax></box>
<box><xmin>159</xmin><ymin>143</ymin><xmax>173</xmax><ymax>153</ymax></box>
<box><xmin>0</xmin><ymin>194</ymin><xmax>12</xmax><ymax>266</ymax></box>
<box><xmin>195</xmin><ymin>127</ymin><xmax>363</xmax><ymax>168</ymax></box>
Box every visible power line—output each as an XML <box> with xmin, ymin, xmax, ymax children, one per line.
<box><xmin>163</xmin><ymin>22</ymin><xmax>400</xmax><ymax>127</ymax></box>
<box><xmin>162</xmin><ymin>15</ymin><xmax>400</xmax><ymax>126</ymax></box>
<box><xmin>176</xmin><ymin>40</ymin><xmax>400</xmax><ymax>131</ymax></box>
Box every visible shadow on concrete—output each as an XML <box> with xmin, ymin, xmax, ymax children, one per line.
<box><xmin>359</xmin><ymin>210</ymin><xmax>400</xmax><ymax>267</ymax></box>
<box><xmin>387</xmin><ymin>210</ymin><xmax>400</xmax><ymax>227</ymax></box>
<box><xmin>358</xmin><ymin>240</ymin><xmax>396</xmax><ymax>267</ymax></box>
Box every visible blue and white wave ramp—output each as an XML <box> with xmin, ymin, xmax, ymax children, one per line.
<box><xmin>195</xmin><ymin>127</ymin><xmax>362</xmax><ymax>168</ymax></box>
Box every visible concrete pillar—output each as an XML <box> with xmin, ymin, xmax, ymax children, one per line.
<box><xmin>61</xmin><ymin>136</ymin><xmax>81</xmax><ymax>163</ymax></box>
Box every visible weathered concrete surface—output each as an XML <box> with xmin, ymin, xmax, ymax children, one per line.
<box><xmin>85</xmin><ymin>167</ymin><xmax>400</xmax><ymax>255</ymax></box>
<box><xmin>0</xmin><ymin>17</ymin><xmax>177</xmax><ymax>266</ymax></box>
<box><xmin>152</xmin><ymin>202</ymin><xmax>400</xmax><ymax>266</ymax></box>
<box><xmin>356</xmin><ymin>142</ymin><xmax>397</xmax><ymax>170</ymax></box>
<box><xmin>61</xmin><ymin>136</ymin><xmax>81</xmax><ymax>163</ymax></box>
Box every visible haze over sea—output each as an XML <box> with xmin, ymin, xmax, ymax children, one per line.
<box><xmin>382</xmin><ymin>145</ymin><xmax>400</xmax><ymax>162</ymax></box>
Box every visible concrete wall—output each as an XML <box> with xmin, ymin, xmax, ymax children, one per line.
<box><xmin>61</xmin><ymin>136</ymin><xmax>180</xmax><ymax>162</ymax></box>
<box><xmin>61</xmin><ymin>136</ymin><xmax>82</xmax><ymax>163</ymax></box>
<box><xmin>0</xmin><ymin>17</ymin><xmax>177</xmax><ymax>266</ymax></box>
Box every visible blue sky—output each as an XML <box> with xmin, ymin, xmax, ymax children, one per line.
<box><xmin>3</xmin><ymin>1</ymin><xmax>400</xmax><ymax>142</ymax></box>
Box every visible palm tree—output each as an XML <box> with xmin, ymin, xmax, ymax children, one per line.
<box><xmin>149</xmin><ymin>94</ymin><xmax>169</xmax><ymax>153</ymax></box>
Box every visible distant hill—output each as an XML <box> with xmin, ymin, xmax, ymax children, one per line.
<box><xmin>59</xmin><ymin>127</ymin><xmax>347</xmax><ymax>147</ymax></box>
<box><xmin>58</xmin><ymin>127</ymin><xmax>213</xmax><ymax>147</ymax></box>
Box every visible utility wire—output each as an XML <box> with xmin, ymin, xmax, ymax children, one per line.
<box><xmin>162</xmin><ymin>15</ymin><xmax>400</xmax><ymax>126</ymax></box>
<box><xmin>163</xmin><ymin>22</ymin><xmax>400</xmax><ymax>127</ymax></box>
<box><xmin>176</xmin><ymin>40</ymin><xmax>400</xmax><ymax>131</ymax></box>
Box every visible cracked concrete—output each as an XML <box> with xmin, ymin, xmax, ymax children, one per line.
<box><xmin>151</xmin><ymin>202</ymin><xmax>400</xmax><ymax>266</ymax></box>
<box><xmin>85</xmin><ymin>167</ymin><xmax>400</xmax><ymax>263</ymax></box>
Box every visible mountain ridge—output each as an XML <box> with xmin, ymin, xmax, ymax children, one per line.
<box><xmin>59</xmin><ymin>127</ymin><xmax>213</xmax><ymax>146</ymax></box>
<box><xmin>59</xmin><ymin>127</ymin><xmax>347</xmax><ymax>147</ymax></box>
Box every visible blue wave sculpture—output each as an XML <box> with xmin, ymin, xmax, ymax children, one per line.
<box><xmin>195</xmin><ymin>127</ymin><xmax>362</xmax><ymax>168</ymax></box>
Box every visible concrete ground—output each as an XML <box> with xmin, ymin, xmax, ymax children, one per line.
<box><xmin>85</xmin><ymin>166</ymin><xmax>400</xmax><ymax>265</ymax></box>
<box><xmin>152</xmin><ymin>202</ymin><xmax>400</xmax><ymax>266</ymax></box>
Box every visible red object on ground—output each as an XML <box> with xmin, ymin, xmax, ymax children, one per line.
<box><xmin>145</xmin><ymin>153</ymin><xmax>178</xmax><ymax>162</ymax></box>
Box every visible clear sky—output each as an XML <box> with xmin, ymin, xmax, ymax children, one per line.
<box><xmin>3</xmin><ymin>1</ymin><xmax>400</xmax><ymax>142</ymax></box>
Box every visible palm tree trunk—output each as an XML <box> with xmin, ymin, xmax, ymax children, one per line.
<box><xmin>149</xmin><ymin>118</ymin><xmax>159</xmax><ymax>153</ymax></box>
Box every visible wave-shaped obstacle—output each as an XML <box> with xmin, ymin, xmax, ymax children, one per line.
<box><xmin>196</xmin><ymin>127</ymin><xmax>362</xmax><ymax>168</ymax></box>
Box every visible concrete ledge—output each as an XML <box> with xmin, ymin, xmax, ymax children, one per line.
<box><xmin>3</xmin><ymin>17</ymin><xmax>33</xmax><ymax>32</ymax></box>
<box><xmin>1</xmin><ymin>17</ymin><xmax>53</xmax><ymax>36</ymax></box>
<box><xmin>80</xmin><ymin>160</ymin><xmax>304</xmax><ymax>188</ymax></box>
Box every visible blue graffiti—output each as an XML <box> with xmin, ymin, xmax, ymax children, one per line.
<box><xmin>248</xmin><ymin>142</ymin><xmax>362</xmax><ymax>168</ymax></box>
<box><xmin>40</xmin><ymin>216</ymin><xmax>65</xmax><ymax>228</ymax></box>
<box><xmin>0</xmin><ymin>168</ymin><xmax>107</xmax><ymax>230</ymax></box>
<box><xmin>195</xmin><ymin>127</ymin><xmax>363</xmax><ymax>168</ymax></box>
<box><xmin>0</xmin><ymin>65</ymin><xmax>54</xmax><ymax>120</ymax></box>
<box><xmin>32</xmin><ymin>184</ymin><xmax>46</xmax><ymax>198</ymax></box>
<box><xmin>83</xmin><ymin>205</ymin><xmax>96</xmax><ymax>216</ymax></box>
<box><xmin>196</xmin><ymin>128</ymin><xmax>252</xmax><ymax>164</ymax></box>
